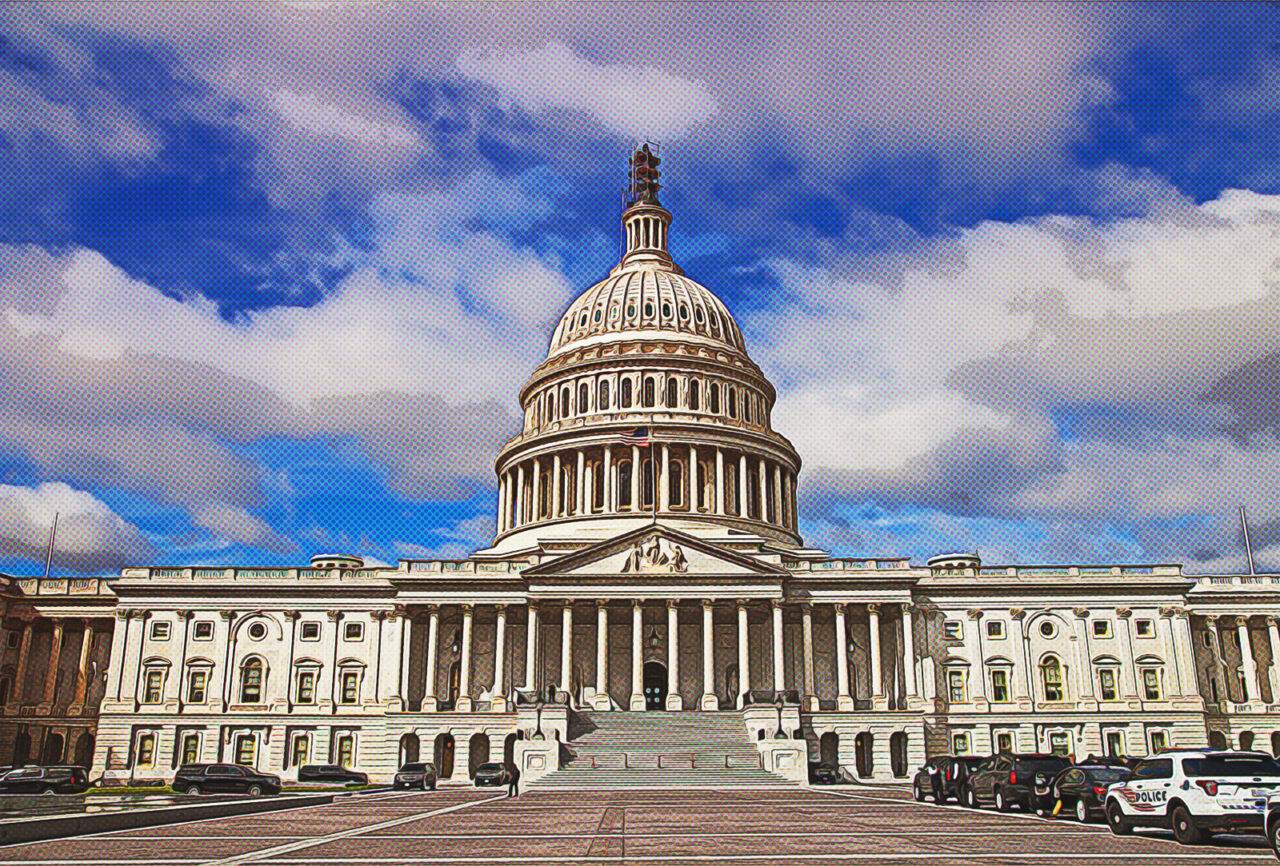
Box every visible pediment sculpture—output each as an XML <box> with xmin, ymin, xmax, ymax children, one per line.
<box><xmin>621</xmin><ymin>536</ymin><xmax>688</xmax><ymax>574</ymax></box>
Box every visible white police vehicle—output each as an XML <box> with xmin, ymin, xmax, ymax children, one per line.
<box><xmin>1268</xmin><ymin>791</ymin><xmax>1280</xmax><ymax>859</ymax></box>
<box><xmin>1105</xmin><ymin>749</ymin><xmax>1280</xmax><ymax>844</ymax></box>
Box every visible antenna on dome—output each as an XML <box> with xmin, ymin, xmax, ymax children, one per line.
<box><xmin>627</xmin><ymin>140</ymin><xmax>662</xmax><ymax>207</ymax></box>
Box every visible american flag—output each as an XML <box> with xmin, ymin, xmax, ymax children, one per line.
<box><xmin>620</xmin><ymin>426</ymin><xmax>651</xmax><ymax>447</ymax></box>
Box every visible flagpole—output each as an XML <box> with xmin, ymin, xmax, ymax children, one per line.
<box><xmin>43</xmin><ymin>512</ymin><xmax>59</xmax><ymax>580</ymax></box>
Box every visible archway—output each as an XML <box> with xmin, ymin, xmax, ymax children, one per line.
<box><xmin>73</xmin><ymin>732</ymin><xmax>94</xmax><ymax>768</ymax></box>
<box><xmin>503</xmin><ymin>733</ymin><xmax>517</xmax><ymax>767</ymax></box>
<box><xmin>819</xmin><ymin>732</ymin><xmax>839</xmax><ymax>767</ymax></box>
<box><xmin>400</xmin><ymin>733</ymin><xmax>420</xmax><ymax>765</ymax></box>
<box><xmin>11</xmin><ymin>731</ymin><xmax>31</xmax><ymax>767</ymax></box>
<box><xmin>1240</xmin><ymin>731</ymin><xmax>1255</xmax><ymax>751</ymax></box>
<box><xmin>468</xmin><ymin>733</ymin><xmax>490</xmax><ymax>778</ymax></box>
<box><xmin>40</xmin><ymin>731</ymin><xmax>64</xmax><ymax>765</ymax></box>
<box><xmin>1209</xmin><ymin>730</ymin><xmax>1228</xmax><ymax>750</ymax></box>
<box><xmin>889</xmin><ymin>732</ymin><xmax>908</xmax><ymax>778</ymax></box>
<box><xmin>643</xmin><ymin>661</ymin><xmax>667</xmax><ymax>711</ymax></box>
<box><xmin>433</xmin><ymin>733</ymin><xmax>455</xmax><ymax>779</ymax></box>
<box><xmin>854</xmin><ymin>732</ymin><xmax>873</xmax><ymax>779</ymax></box>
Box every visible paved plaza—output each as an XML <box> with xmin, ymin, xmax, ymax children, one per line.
<box><xmin>0</xmin><ymin>784</ymin><xmax>1272</xmax><ymax>865</ymax></box>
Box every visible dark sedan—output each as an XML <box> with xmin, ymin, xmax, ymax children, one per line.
<box><xmin>0</xmin><ymin>765</ymin><xmax>90</xmax><ymax>795</ymax></box>
<box><xmin>173</xmin><ymin>763</ymin><xmax>282</xmax><ymax>796</ymax></box>
<box><xmin>914</xmin><ymin>756</ymin><xmax>985</xmax><ymax>803</ymax></box>
<box><xmin>296</xmin><ymin>764</ymin><xmax>368</xmax><ymax>785</ymax></box>
<box><xmin>473</xmin><ymin>762</ymin><xmax>510</xmax><ymax>786</ymax></box>
<box><xmin>394</xmin><ymin>762</ymin><xmax>438</xmax><ymax>790</ymax></box>
<box><xmin>1054</xmin><ymin>764</ymin><xmax>1132</xmax><ymax>822</ymax></box>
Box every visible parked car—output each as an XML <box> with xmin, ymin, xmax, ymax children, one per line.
<box><xmin>473</xmin><ymin>762</ymin><xmax>510</xmax><ymax>787</ymax></box>
<box><xmin>393</xmin><ymin>762</ymin><xmax>438</xmax><ymax>790</ymax></box>
<box><xmin>296</xmin><ymin>764</ymin><xmax>368</xmax><ymax>785</ymax></box>
<box><xmin>961</xmin><ymin>753</ymin><xmax>1072</xmax><ymax>812</ymax></box>
<box><xmin>1105</xmin><ymin>749</ymin><xmax>1280</xmax><ymax>844</ymax></box>
<box><xmin>1266</xmin><ymin>791</ymin><xmax>1280</xmax><ymax>859</ymax></box>
<box><xmin>0</xmin><ymin>765</ymin><xmax>90</xmax><ymax>795</ymax></box>
<box><xmin>1033</xmin><ymin>763</ymin><xmax>1132</xmax><ymax>821</ymax></box>
<box><xmin>809</xmin><ymin>763</ymin><xmax>842</xmax><ymax>785</ymax></box>
<box><xmin>913</xmin><ymin>756</ymin><xmax>985</xmax><ymax>803</ymax></box>
<box><xmin>172</xmin><ymin>763</ymin><xmax>282</xmax><ymax>796</ymax></box>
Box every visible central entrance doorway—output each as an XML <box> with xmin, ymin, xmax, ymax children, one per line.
<box><xmin>643</xmin><ymin>661</ymin><xmax>667</xmax><ymax>710</ymax></box>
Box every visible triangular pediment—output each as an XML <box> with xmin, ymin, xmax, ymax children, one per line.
<box><xmin>523</xmin><ymin>524</ymin><xmax>788</xmax><ymax>578</ymax></box>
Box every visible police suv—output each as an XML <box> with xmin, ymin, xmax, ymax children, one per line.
<box><xmin>1104</xmin><ymin>749</ymin><xmax>1280</xmax><ymax>844</ymax></box>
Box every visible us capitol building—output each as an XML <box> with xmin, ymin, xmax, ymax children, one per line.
<box><xmin>1</xmin><ymin>148</ymin><xmax>1278</xmax><ymax>787</ymax></box>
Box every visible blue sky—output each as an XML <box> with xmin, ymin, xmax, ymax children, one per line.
<box><xmin>2</xmin><ymin>2</ymin><xmax>1280</xmax><ymax>574</ymax></box>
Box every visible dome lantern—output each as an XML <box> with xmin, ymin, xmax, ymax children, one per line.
<box><xmin>619</xmin><ymin>142</ymin><xmax>675</xmax><ymax>271</ymax></box>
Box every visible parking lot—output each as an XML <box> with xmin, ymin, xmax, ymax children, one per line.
<box><xmin>0</xmin><ymin>783</ymin><xmax>1272</xmax><ymax>865</ymax></box>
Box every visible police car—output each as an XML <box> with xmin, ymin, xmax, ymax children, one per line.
<box><xmin>1267</xmin><ymin>791</ymin><xmax>1280</xmax><ymax>859</ymax></box>
<box><xmin>1104</xmin><ymin>749</ymin><xmax>1280</xmax><ymax>845</ymax></box>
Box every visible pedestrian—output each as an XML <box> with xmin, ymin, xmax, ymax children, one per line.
<box><xmin>506</xmin><ymin>761</ymin><xmax>520</xmax><ymax>798</ymax></box>
<box><xmin>928</xmin><ymin>760</ymin><xmax>944</xmax><ymax>802</ymax></box>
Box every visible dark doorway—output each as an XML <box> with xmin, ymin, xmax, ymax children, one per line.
<box><xmin>890</xmin><ymin>732</ymin><xmax>908</xmax><ymax>778</ymax></box>
<box><xmin>854</xmin><ymin>732</ymin><xmax>873</xmax><ymax>779</ymax></box>
<box><xmin>40</xmin><ymin>731</ymin><xmax>64</xmax><ymax>765</ymax></box>
<box><xmin>819</xmin><ymin>731</ymin><xmax>839</xmax><ymax>767</ymax></box>
<box><xmin>400</xmin><ymin>733</ymin><xmax>419</xmax><ymax>765</ymax></box>
<box><xmin>643</xmin><ymin>661</ymin><xmax>667</xmax><ymax>710</ymax></box>
<box><xmin>73</xmin><ymin>732</ymin><xmax>94</xmax><ymax>769</ymax></box>
<box><xmin>1209</xmin><ymin>730</ymin><xmax>1228</xmax><ymax>750</ymax></box>
<box><xmin>11</xmin><ymin>730</ymin><xmax>31</xmax><ymax>767</ymax></box>
<box><xmin>434</xmin><ymin>733</ymin><xmax>455</xmax><ymax>779</ymax></box>
<box><xmin>468</xmin><ymin>733</ymin><xmax>490</xmax><ymax>778</ymax></box>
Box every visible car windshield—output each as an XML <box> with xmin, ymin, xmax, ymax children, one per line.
<box><xmin>958</xmin><ymin>758</ymin><xmax>985</xmax><ymax>768</ymax></box>
<box><xmin>1184</xmin><ymin>755</ymin><xmax>1280</xmax><ymax>778</ymax></box>
<box><xmin>1082</xmin><ymin>767</ymin><xmax>1131</xmax><ymax>783</ymax></box>
<box><xmin>399</xmin><ymin>764</ymin><xmax>427</xmax><ymax>772</ymax></box>
<box><xmin>478</xmin><ymin>763</ymin><xmax>503</xmax><ymax>772</ymax></box>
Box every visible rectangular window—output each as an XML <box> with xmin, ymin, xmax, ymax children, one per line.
<box><xmin>1098</xmin><ymin>669</ymin><xmax>1118</xmax><ymax>701</ymax></box>
<box><xmin>943</xmin><ymin>620</ymin><xmax>962</xmax><ymax>640</ymax></box>
<box><xmin>300</xmin><ymin>622</ymin><xmax>320</xmax><ymax>641</ymax></box>
<box><xmin>1092</xmin><ymin>620</ymin><xmax>1112</xmax><ymax>638</ymax></box>
<box><xmin>1105</xmin><ymin>730</ymin><xmax>1125</xmax><ymax>757</ymax></box>
<box><xmin>136</xmin><ymin>733</ymin><xmax>155</xmax><ymax>766</ymax></box>
<box><xmin>985</xmin><ymin>620</ymin><xmax>1005</xmax><ymax>639</ymax></box>
<box><xmin>951</xmin><ymin>732</ymin><xmax>970</xmax><ymax>755</ymax></box>
<box><xmin>1048</xmin><ymin>732</ymin><xmax>1071</xmax><ymax>756</ymax></box>
<box><xmin>1141</xmin><ymin>668</ymin><xmax>1161</xmax><ymax>700</ymax></box>
<box><xmin>995</xmin><ymin>732</ymin><xmax>1014</xmax><ymax>753</ymax></box>
<box><xmin>336</xmin><ymin>735</ymin><xmax>354</xmax><ymax>767</ymax></box>
<box><xmin>990</xmin><ymin>669</ymin><xmax>1010</xmax><ymax>703</ymax></box>
<box><xmin>186</xmin><ymin>670</ymin><xmax>207</xmax><ymax>704</ymax></box>
<box><xmin>292</xmin><ymin>735</ymin><xmax>310</xmax><ymax>768</ymax></box>
<box><xmin>340</xmin><ymin>671</ymin><xmax>359</xmax><ymax>704</ymax></box>
<box><xmin>1149</xmin><ymin>731</ymin><xmax>1169</xmax><ymax>754</ymax></box>
<box><xmin>149</xmin><ymin>621</ymin><xmax>171</xmax><ymax>640</ymax></box>
<box><xmin>181</xmin><ymin>733</ymin><xmax>200</xmax><ymax>765</ymax></box>
<box><xmin>143</xmin><ymin>670</ymin><xmax>164</xmax><ymax>704</ymax></box>
<box><xmin>193</xmin><ymin>621</ymin><xmax>213</xmax><ymax>640</ymax></box>
<box><xmin>343</xmin><ymin>622</ymin><xmax>363</xmax><ymax>641</ymax></box>
<box><xmin>6</xmin><ymin>632</ymin><xmax>16</xmax><ymax>648</ymax></box>
<box><xmin>1135</xmin><ymin>619</ymin><xmax>1155</xmax><ymax>638</ymax></box>
<box><xmin>946</xmin><ymin>669</ymin><xmax>966</xmax><ymax>703</ymax></box>
<box><xmin>234</xmin><ymin>735</ymin><xmax>255</xmax><ymax>767</ymax></box>
<box><xmin>296</xmin><ymin>671</ymin><xmax>316</xmax><ymax>704</ymax></box>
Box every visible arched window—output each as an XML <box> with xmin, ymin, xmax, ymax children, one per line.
<box><xmin>665</xmin><ymin>377</ymin><xmax>678</xmax><ymax>408</ymax></box>
<box><xmin>669</xmin><ymin>460</ymin><xmax>684</xmax><ymax>509</ymax></box>
<box><xmin>547</xmin><ymin>392</ymin><xmax>556</xmax><ymax>422</ymax></box>
<box><xmin>240</xmin><ymin>658</ymin><xmax>263</xmax><ymax>704</ymax></box>
<box><xmin>560</xmin><ymin>388</ymin><xmax>569</xmax><ymax>418</ymax></box>
<box><xmin>641</xmin><ymin>458</ymin><xmax>655</xmax><ymax>508</ymax></box>
<box><xmin>727</xmin><ymin>387</ymin><xmax>737</xmax><ymax>418</ymax></box>
<box><xmin>642</xmin><ymin>377</ymin><xmax>655</xmax><ymax>408</ymax></box>
<box><xmin>1040</xmin><ymin>655</ymin><xmax>1064</xmax><ymax>703</ymax></box>
<box><xmin>621</xmin><ymin>378</ymin><xmax>633</xmax><ymax>408</ymax></box>
<box><xmin>599</xmin><ymin>380</ymin><xmax>610</xmax><ymax>411</ymax></box>
<box><xmin>618</xmin><ymin>461</ymin><xmax>633</xmax><ymax>508</ymax></box>
<box><xmin>578</xmin><ymin>383</ymin><xmax>589</xmax><ymax>415</ymax></box>
<box><xmin>709</xmin><ymin>383</ymin><xmax>720</xmax><ymax>414</ymax></box>
<box><xmin>689</xmin><ymin>380</ymin><xmax>700</xmax><ymax>411</ymax></box>
<box><xmin>593</xmin><ymin>462</ymin><xmax>605</xmax><ymax>510</ymax></box>
<box><xmin>744</xmin><ymin>395</ymin><xmax>752</xmax><ymax>424</ymax></box>
<box><xmin>725</xmin><ymin>464</ymin><xmax>737</xmax><ymax>515</ymax></box>
<box><xmin>538</xmin><ymin>473</ymin><xmax>550</xmax><ymax>519</ymax></box>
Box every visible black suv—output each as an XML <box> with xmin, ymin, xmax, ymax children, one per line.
<box><xmin>296</xmin><ymin>764</ymin><xmax>368</xmax><ymax>785</ymax></box>
<box><xmin>173</xmin><ymin>763</ymin><xmax>282</xmax><ymax>796</ymax></box>
<box><xmin>0</xmin><ymin>765</ymin><xmax>90</xmax><ymax>795</ymax></box>
<box><xmin>913</xmin><ymin>756</ymin><xmax>985</xmax><ymax>803</ymax></box>
<box><xmin>393</xmin><ymin>762</ymin><xmax>438</xmax><ymax>790</ymax></box>
<box><xmin>961</xmin><ymin>753</ymin><xmax>1072</xmax><ymax>812</ymax></box>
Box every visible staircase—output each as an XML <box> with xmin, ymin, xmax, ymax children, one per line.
<box><xmin>533</xmin><ymin>711</ymin><xmax>799</xmax><ymax>789</ymax></box>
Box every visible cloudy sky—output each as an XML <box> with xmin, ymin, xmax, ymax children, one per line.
<box><xmin>1</xmin><ymin>2</ymin><xmax>1279</xmax><ymax>574</ymax></box>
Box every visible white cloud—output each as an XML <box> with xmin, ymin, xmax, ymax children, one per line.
<box><xmin>270</xmin><ymin>88</ymin><xmax>422</xmax><ymax>149</ymax></box>
<box><xmin>192</xmin><ymin>502</ymin><xmax>296</xmax><ymax>554</ymax></box>
<box><xmin>0</xmin><ymin>482</ymin><xmax>154</xmax><ymax>571</ymax></box>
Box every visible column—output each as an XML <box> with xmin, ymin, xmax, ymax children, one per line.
<box><xmin>595</xmin><ymin>602</ymin><xmax>610</xmax><ymax>710</ymax></box>
<box><xmin>773</xmin><ymin>464</ymin><xmax>784</xmax><ymax>526</ymax></box>
<box><xmin>1071</xmin><ymin>609</ymin><xmax>1095</xmax><ymax>707</ymax></box>
<box><xmin>1237</xmin><ymin>617</ymin><xmax>1261</xmax><ymax>705</ymax></box>
<box><xmin>515</xmin><ymin>464</ymin><xmax>526</xmax><ymax>526</ymax></box>
<box><xmin>1009</xmin><ymin>610</ymin><xmax>1032</xmax><ymax>705</ymax></box>
<box><xmin>901</xmin><ymin>603</ymin><xmax>918</xmax><ymax>703</ymax></box>
<box><xmin>497</xmin><ymin>473</ymin><xmax>508</xmax><ymax>533</ymax></box>
<box><xmin>603</xmin><ymin>446</ymin><xmax>613</xmax><ymax>512</ymax></box>
<box><xmin>689</xmin><ymin>445</ymin><xmax>700</xmax><ymax>512</ymax></box>
<box><xmin>967</xmin><ymin>611</ymin><xmax>988</xmax><ymax>704</ymax></box>
<box><xmin>368</xmin><ymin>611</ymin><xmax>386</xmax><ymax>705</ymax></box>
<box><xmin>867</xmin><ymin>604</ymin><xmax>884</xmax><ymax>709</ymax></box>
<box><xmin>422</xmin><ymin>605</ymin><xmax>440</xmax><ymax>711</ymax></box>
<box><xmin>1170</xmin><ymin>609</ymin><xmax>1197</xmax><ymax>699</ymax></box>
<box><xmin>801</xmin><ymin>604</ymin><xmax>817</xmax><ymax>711</ymax></box>
<box><xmin>40</xmin><ymin>619</ymin><xmax>65</xmax><ymax>709</ymax></box>
<box><xmin>576</xmin><ymin>451</ymin><xmax>586</xmax><ymax>515</ymax></box>
<box><xmin>666</xmin><ymin>601</ymin><xmax>682</xmax><ymax>710</ymax></box>
<box><xmin>1116</xmin><ymin>609</ymin><xmax>1140</xmax><ymax>700</ymax></box>
<box><xmin>835</xmin><ymin>604</ymin><xmax>852</xmax><ymax>710</ymax></box>
<box><xmin>456</xmin><ymin>604</ymin><xmax>473</xmax><ymax>712</ymax></box>
<box><xmin>771</xmin><ymin>600</ymin><xmax>786</xmax><ymax>693</ymax></box>
<box><xmin>1208</xmin><ymin>615</ymin><xmax>1230</xmax><ymax>704</ymax></box>
<box><xmin>531</xmin><ymin>458</ymin><xmax>542</xmax><ymax>521</ymax></box>
<box><xmin>560</xmin><ymin>603</ymin><xmax>574</xmax><ymax>697</ymax></box>
<box><xmin>69</xmin><ymin>619</ymin><xmax>96</xmax><ymax>713</ymax></box>
<box><xmin>1268</xmin><ymin>617</ymin><xmax>1280</xmax><ymax>704</ymax></box>
<box><xmin>630</xmin><ymin>601</ymin><xmax>645</xmax><ymax>711</ymax></box>
<box><xmin>758</xmin><ymin>458</ymin><xmax>768</xmax><ymax>521</ymax></box>
<box><xmin>524</xmin><ymin>604</ymin><xmax>539</xmax><ymax>692</ymax></box>
<box><xmin>738</xmin><ymin>454</ymin><xmax>748</xmax><ymax>517</ymax></box>
<box><xmin>736</xmin><ymin>601</ymin><xmax>750</xmax><ymax>707</ymax></box>
<box><xmin>784</xmin><ymin>472</ymin><xmax>795</xmax><ymax>529</ymax></box>
<box><xmin>715</xmin><ymin>448</ymin><xmax>725</xmax><ymax>515</ymax></box>
<box><xmin>659</xmin><ymin>444</ymin><xmax>670</xmax><ymax>512</ymax></box>
<box><xmin>552</xmin><ymin>453</ymin><xmax>562</xmax><ymax>517</ymax></box>
<box><xmin>701</xmin><ymin>601</ymin><xmax>717</xmax><ymax>710</ymax></box>
<box><xmin>10</xmin><ymin>620</ymin><xmax>33</xmax><ymax>712</ymax></box>
<box><xmin>630</xmin><ymin>444</ymin><xmax>640</xmax><ymax>510</ymax></box>
<box><xmin>1156</xmin><ymin>608</ymin><xmax>1182</xmax><ymax>697</ymax></box>
<box><xmin>492</xmin><ymin>605</ymin><xmax>507</xmax><ymax>711</ymax></box>
<box><xmin>396</xmin><ymin>612</ymin><xmax>411</xmax><ymax>711</ymax></box>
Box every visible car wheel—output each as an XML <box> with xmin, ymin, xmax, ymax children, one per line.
<box><xmin>184</xmin><ymin>785</ymin><xmax>201</xmax><ymax>796</ymax></box>
<box><xmin>1269</xmin><ymin>818</ymin><xmax>1280</xmax><ymax>859</ymax></box>
<box><xmin>964</xmin><ymin>787</ymin><xmax>978</xmax><ymax>809</ymax></box>
<box><xmin>1170</xmin><ymin>805</ymin><xmax>1204</xmax><ymax>845</ymax></box>
<box><xmin>38</xmin><ymin>787</ymin><xmax>56</xmax><ymax>796</ymax></box>
<box><xmin>995</xmin><ymin>789</ymin><xmax>1011</xmax><ymax>812</ymax></box>
<box><xmin>913</xmin><ymin>782</ymin><xmax>926</xmax><ymax>802</ymax></box>
<box><xmin>246</xmin><ymin>784</ymin><xmax>263</xmax><ymax>798</ymax></box>
<box><xmin>1075</xmin><ymin>798</ymin><xmax>1091</xmax><ymax>824</ymax></box>
<box><xmin>1106</xmin><ymin>801</ymin><xmax>1132</xmax><ymax>835</ymax></box>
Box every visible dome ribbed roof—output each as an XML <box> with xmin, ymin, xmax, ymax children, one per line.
<box><xmin>548</xmin><ymin>266</ymin><xmax>745</xmax><ymax>358</ymax></box>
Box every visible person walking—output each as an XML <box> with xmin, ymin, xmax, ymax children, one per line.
<box><xmin>506</xmin><ymin>761</ymin><xmax>520</xmax><ymax>798</ymax></box>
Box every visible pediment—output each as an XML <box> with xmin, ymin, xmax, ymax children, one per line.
<box><xmin>523</xmin><ymin>524</ymin><xmax>788</xmax><ymax>578</ymax></box>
